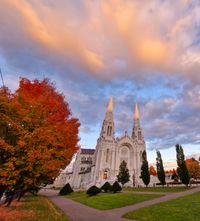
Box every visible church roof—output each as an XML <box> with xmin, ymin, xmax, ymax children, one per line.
<box><xmin>81</xmin><ymin>148</ymin><xmax>95</xmax><ymax>155</ymax></box>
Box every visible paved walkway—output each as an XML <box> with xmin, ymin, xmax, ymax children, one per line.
<box><xmin>109</xmin><ymin>186</ymin><xmax>200</xmax><ymax>216</ymax></box>
<box><xmin>40</xmin><ymin>187</ymin><xmax>200</xmax><ymax>221</ymax></box>
<box><xmin>40</xmin><ymin>189</ymin><xmax>127</xmax><ymax>221</ymax></box>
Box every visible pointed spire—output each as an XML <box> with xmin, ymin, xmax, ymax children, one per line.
<box><xmin>134</xmin><ymin>102</ymin><xmax>140</xmax><ymax>119</ymax></box>
<box><xmin>107</xmin><ymin>96</ymin><xmax>113</xmax><ymax>112</ymax></box>
<box><xmin>100</xmin><ymin>96</ymin><xmax>115</xmax><ymax>139</ymax></box>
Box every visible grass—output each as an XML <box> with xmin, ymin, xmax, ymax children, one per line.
<box><xmin>123</xmin><ymin>191</ymin><xmax>200</xmax><ymax>221</ymax></box>
<box><xmin>123</xmin><ymin>186</ymin><xmax>192</xmax><ymax>192</ymax></box>
<box><xmin>65</xmin><ymin>192</ymin><xmax>161</xmax><ymax>210</ymax></box>
<box><xmin>17</xmin><ymin>195</ymin><xmax>70</xmax><ymax>221</ymax></box>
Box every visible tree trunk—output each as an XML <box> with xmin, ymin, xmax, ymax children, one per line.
<box><xmin>17</xmin><ymin>190</ymin><xmax>26</xmax><ymax>202</ymax></box>
<box><xmin>0</xmin><ymin>186</ymin><xmax>6</xmax><ymax>199</ymax></box>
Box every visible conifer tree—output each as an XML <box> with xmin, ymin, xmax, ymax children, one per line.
<box><xmin>176</xmin><ymin>144</ymin><xmax>190</xmax><ymax>186</ymax></box>
<box><xmin>140</xmin><ymin>150</ymin><xmax>150</xmax><ymax>187</ymax></box>
<box><xmin>156</xmin><ymin>151</ymin><xmax>166</xmax><ymax>186</ymax></box>
<box><xmin>117</xmin><ymin>160</ymin><xmax>130</xmax><ymax>186</ymax></box>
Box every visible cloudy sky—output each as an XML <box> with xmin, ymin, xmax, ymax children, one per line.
<box><xmin>0</xmin><ymin>0</ymin><xmax>200</xmax><ymax>168</ymax></box>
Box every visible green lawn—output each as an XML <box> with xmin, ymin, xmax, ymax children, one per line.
<box><xmin>65</xmin><ymin>192</ymin><xmax>161</xmax><ymax>210</ymax></box>
<box><xmin>18</xmin><ymin>195</ymin><xmax>70</xmax><ymax>221</ymax></box>
<box><xmin>123</xmin><ymin>186</ymin><xmax>191</xmax><ymax>192</ymax></box>
<box><xmin>124</xmin><ymin>191</ymin><xmax>200</xmax><ymax>221</ymax></box>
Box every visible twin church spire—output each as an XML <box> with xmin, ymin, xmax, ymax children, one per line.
<box><xmin>100</xmin><ymin>97</ymin><xmax>115</xmax><ymax>139</ymax></box>
<box><xmin>100</xmin><ymin>97</ymin><xmax>144</xmax><ymax>142</ymax></box>
<box><xmin>107</xmin><ymin>96</ymin><xmax>113</xmax><ymax>113</ymax></box>
<box><xmin>134</xmin><ymin>102</ymin><xmax>140</xmax><ymax>120</ymax></box>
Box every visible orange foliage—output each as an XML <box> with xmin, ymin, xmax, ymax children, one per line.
<box><xmin>149</xmin><ymin>165</ymin><xmax>157</xmax><ymax>176</ymax></box>
<box><xmin>185</xmin><ymin>158</ymin><xmax>194</xmax><ymax>164</ymax></box>
<box><xmin>186</xmin><ymin>158</ymin><xmax>200</xmax><ymax>179</ymax></box>
<box><xmin>0</xmin><ymin>78</ymin><xmax>80</xmax><ymax>188</ymax></box>
<box><xmin>165</xmin><ymin>168</ymin><xmax>177</xmax><ymax>174</ymax></box>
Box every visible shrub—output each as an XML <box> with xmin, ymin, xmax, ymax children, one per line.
<box><xmin>59</xmin><ymin>183</ymin><xmax>73</xmax><ymax>195</ymax></box>
<box><xmin>86</xmin><ymin>185</ymin><xmax>101</xmax><ymax>196</ymax></box>
<box><xmin>101</xmin><ymin>182</ymin><xmax>112</xmax><ymax>192</ymax></box>
<box><xmin>112</xmin><ymin>181</ymin><xmax>122</xmax><ymax>193</ymax></box>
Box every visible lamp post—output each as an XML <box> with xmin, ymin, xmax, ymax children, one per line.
<box><xmin>0</xmin><ymin>68</ymin><xmax>5</xmax><ymax>87</ymax></box>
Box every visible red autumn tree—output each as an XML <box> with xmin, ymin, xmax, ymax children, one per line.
<box><xmin>186</xmin><ymin>158</ymin><xmax>200</xmax><ymax>180</ymax></box>
<box><xmin>0</xmin><ymin>87</ymin><xmax>23</xmax><ymax>188</ymax></box>
<box><xmin>149</xmin><ymin>165</ymin><xmax>157</xmax><ymax>176</ymax></box>
<box><xmin>0</xmin><ymin>78</ymin><xmax>80</xmax><ymax>190</ymax></box>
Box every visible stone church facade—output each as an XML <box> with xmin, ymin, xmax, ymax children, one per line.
<box><xmin>54</xmin><ymin>97</ymin><xmax>146</xmax><ymax>188</ymax></box>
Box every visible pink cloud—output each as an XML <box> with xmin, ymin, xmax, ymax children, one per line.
<box><xmin>0</xmin><ymin>0</ymin><xmax>200</xmax><ymax>81</ymax></box>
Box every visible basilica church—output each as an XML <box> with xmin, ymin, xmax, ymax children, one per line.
<box><xmin>54</xmin><ymin>97</ymin><xmax>146</xmax><ymax>188</ymax></box>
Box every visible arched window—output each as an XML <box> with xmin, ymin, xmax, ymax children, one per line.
<box><xmin>138</xmin><ymin>131</ymin><xmax>141</xmax><ymax>140</ymax></box>
<box><xmin>103</xmin><ymin>170</ymin><xmax>108</xmax><ymax>179</ymax></box>
<box><xmin>87</xmin><ymin>157</ymin><xmax>92</xmax><ymax>162</ymax></box>
<box><xmin>80</xmin><ymin>167</ymin><xmax>85</xmax><ymax>171</ymax></box>
<box><xmin>107</xmin><ymin>126</ymin><xmax>112</xmax><ymax>136</ymax></box>
<box><xmin>81</xmin><ymin>157</ymin><xmax>86</xmax><ymax>162</ymax></box>
<box><xmin>120</xmin><ymin>146</ymin><xmax>129</xmax><ymax>166</ymax></box>
<box><xmin>107</xmin><ymin>126</ymin><xmax>110</xmax><ymax>136</ymax></box>
<box><xmin>109</xmin><ymin>126</ymin><xmax>112</xmax><ymax>136</ymax></box>
<box><xmin>106</xmin><ymin>149</ymin><xmax>109</xmax><ymax>162</ymax></box>
<box><xmin>140</xmin><ymin>151</ymin><xmax>143</xmax><ymax>162</ymax></box>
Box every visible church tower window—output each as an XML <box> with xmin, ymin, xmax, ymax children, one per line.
<box><xmin>138</xmin><ymin>131</ymin><xmax>141</xmax><ymax>140</ymax></box>
<box><xmin>106</xmin><ymin>149</ymin><xmax>110</xmax><ymax>162</ymax></box>
<box><xmin>81</xmin><ymin>157</ymin><xmax>86</xmax><ymax>163</ymax></box>
<box><xmin>140</xmin><ymin>151</ymin><xmax>143</xmax><ymax>162</ymax></box>
<box><xmin>107</xmin><ymin>126</ymin><xmax>110</xmax><ymax>136</ymax></box>
<box><xmin>107</xmin><ymin>126</ymin><xmax>112</xmax><ymax>136</ymax></box>
<box><xmin>109</xmin><ymin>126</ymin><xmax>112</xmax><ymax>136</ymax></box>
<box><xmin>87</xmin><ymin>157</ymin><xmax>92</xmax><ymax>162</ymax></box>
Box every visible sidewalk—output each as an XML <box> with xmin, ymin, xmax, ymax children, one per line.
<box><xmin>40</xmin><ymin>186</ymin><xmax>200</xmax><ymax>221</ymax></box>
<box><xmin>108</xmin><ymin>186</ymin><xmax>200</xmax><ymax>217</ymax></box>
<box><xmin>40</xmin><ymin>189</ymin><xmax>128</xmax><ymax>221</ymax></box>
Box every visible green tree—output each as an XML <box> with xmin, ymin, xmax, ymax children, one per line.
<box><xmin>117</xmin><ymin>160</ymin><xmax>130</xmax><ymax>186</ymax></box>
<box><xmin>176</xmin><ymin>144</ymin><xmax>190</xmax><ymax>186</ymax></box>
<box><xmin>140</xmin><ymin>150</ymin><xmax>150</xmax><ymax>187</ymax></box>
<box><xmin>156</xmin><ymin>151</ymin><xmax>166</xmax><ymax>186</ymax></box>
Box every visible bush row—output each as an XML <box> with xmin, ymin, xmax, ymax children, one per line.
<box><xmin>86</xmin><ymin>181</ymin><xmax>122</xmax><ymax>196</ymax></box>
<box><xmin>58</xmin><ymin>181</ymin><xmax>122</xmax><ymax>197</ymax></box>
<box><xmin>59</xmin><ymin>183</ymin><xmax>73</xmax><ymax>195</ymax></box>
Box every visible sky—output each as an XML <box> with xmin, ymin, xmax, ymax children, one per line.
<box><xmin>0</xmin><ymin>0</ymin><xmax>200</xmax><ymax>169</ymax></box>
